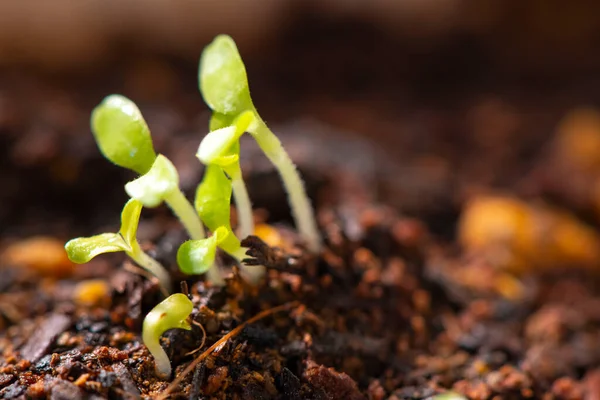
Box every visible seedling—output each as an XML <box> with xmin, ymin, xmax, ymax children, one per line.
<box><xmin>199</xmin><ymin>35</ymin><xmax>322</xmax><ymax>252</ymax></box>
<box><xmin>142</xmin><ymin>293</ymin><xmax>193</xmax><ymax>378</ymax></box>
<box><xmin>65</xmin><ymin>199</ymin><xmax>171</xmax><ymax>292</ymax></box>
<box><xmin>197</xmin><ymin>111</ymin><xmax>255</xmax><ymax>240</ymax></box>
<box><xmin>92</xmin><ymin>95</ymin><xmax>206</xmax><ymax>241</ymax></box>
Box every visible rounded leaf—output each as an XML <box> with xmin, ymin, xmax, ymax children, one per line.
<box><xmin>65</xmin><ymin>233</ymin><xmax>127</xmax><ymax>264</ymax></box>
<box><xmin>91</xmin><ymin>94</ymin><xmax>157</xmax><ymax>174</ymax></box>
<box><xmin>143</xmin><ymin>293</ymin><xmax>194</xmax><ymax>333</ymax></box>
<box><xmin>125</xmin><ymin>155</ymin><xmax>179</xmax><ymax>208</ymax></box>
<box><xmin>177</xmin><ymin>227</ymin><xmax>229</xmax><ymax>275</ymax></box>
<box><xmin>199</xmin><ymin>35</ymin><xmax>253</xmax><ymax>115</ymax></box>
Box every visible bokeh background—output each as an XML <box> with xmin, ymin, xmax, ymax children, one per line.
<box><xmin>2</xmin><ymin>0</ymin><xmax>600</xmax><ymax>237</ymax></box>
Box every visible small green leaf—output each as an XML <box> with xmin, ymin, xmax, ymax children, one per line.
<box><xmin>125</xmin><ymin>154</ymin><xmax>179</xmax><ymax>208</ymax></box>
<box><xmin>195</xmin><ymin>166</ymin><xmax>241</xmax><ymax>254</ymax></box>
<box><xmin>65</xmin><ymin>233</ymin><xmax>128</xmax><ymax>264</ymax></box>
<box><xmin>143</xmin><ymin>293</ymin><xmax>193</xmax><ymax>333</ymax></box>
<box><xmin>119</xmin><ymin>198</ymin><xmax>144</xmax><ymax>246</ymax></box>
<box><xmin>199</xmin><ymin>35</ymin><xmax>253</xmax><ymax>115</ymax></box>
<box><xmin>195</xmin><ymin>165</ymin><xmax>232</xmax><ymax>230</ymax></box>
<box><xmin>177</xmin><ymin>227</ymin><xmax>229</xmax><ymax>275</ymax></box>
<box><xmin>197</xmin><ymin>111</ymin><xmax>254</xmax><ymax>166</ymax></box>
<box><xmin>91</xmin><ymin>94</ymin><xmax>157</xmax><ymax>174</ymax></box>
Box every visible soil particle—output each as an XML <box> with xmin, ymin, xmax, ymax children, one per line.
<box><xmin>112</xmin><ymin>363</ymin><xmax>141</xmax><ymax>399</ymax></box>
<box><xmin>49</xmin><ymin>379</ymin><xmax>84</xmax><ymax>400</ymax></box>
<box><xmin>303</xmin><ymin>360</ymin><xmax>366</xmax><ymax>400</ymax></box>
<box><xmin>19</xmin><ymin>313</ymin><xmax>71</xmax><ymax>362</ymax></box>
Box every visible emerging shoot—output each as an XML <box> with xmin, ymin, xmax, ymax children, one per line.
<box><xmin>199</xmin><ymin>34</ymin><xmax>321</xmax><ymax>252</ymax></box>
<box><xmin>197</xmin><ymin>111</ymin><xmax>255</xmax><ymax>240</ymax></box>
<box><xmin>142</xmin><ymin>293</ymin><xmax>193</xmax><ymax>378</ymax></box>
<box><xmin>65</xmin><ymin>199</ymin><xmax>171</xmax><ymax>292</ymax></box>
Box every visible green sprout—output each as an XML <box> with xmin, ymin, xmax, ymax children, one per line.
<box><xmin>65</xmin><ymin>199</ymin><xmax>171</xmax><ymax>292</ymax></box>
<box><xmin>198</xmin><ymin>108</ymin><xmax>255</xmax><ymax>240</ymax></box>
<box><xmin>196</xmin><ymin>119</ymin><xmax>266</xmax><ymax>281</ymax></box>
<box><xmin>91</xmin><ymin>95</ymin><xmax>206</xmax><ymax>241</ymax></box>
<box><xmin>199</xmin><ymin>34</ymin><xmax>322</xmax><ymax>253</ymax></box>
<box><xmin>142</xmin><ymin>293</ymin><xmax>193</xmax><ymax>378</ymax></box>
<box><xmin>177</xmin><ymin>226</ymin><xmax>229</xmax><ymax>286</ymax></box>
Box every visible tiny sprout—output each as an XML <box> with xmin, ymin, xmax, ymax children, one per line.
<box><xmin>65</xmin><ymin>199</ymin><xmax>171</xmax><ymax>292</ymax></box>
<box><xmin>199</xmin><ymin>35</ymin><xmax>321</xmax><ymax>252</ymax></box>
<box><xmin>142</xmin><ymin>293</ymin><xmax>193</xmax><ymax>378</ymax></box>
<box><xmin>196</xmin><ymin>111</ymin><xmax>255</xmax><ymax>240</ymax></box>
<box><xmin>194</xmin><ymin>165</ymin><xmax>263</xmax><ymax>282</ymax></box>
<box><xmin>177</xmin><ymin>226</ymin><xmax>229</xmax><ymax>286</ymax></box>
<box><xmin>91</xmin><ymin>94</ymin><xmax>157</xmax><ymax>175</ymax></box>
<box><xmin>125</xmin><ymin>155</ymin><xmax>206</xmax><ymax>241</ymax></box>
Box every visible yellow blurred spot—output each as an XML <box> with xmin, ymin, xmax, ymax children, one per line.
<box><xmin>73</xmin><ymin>279</ymin><xmax>111</xmax><ymax>308</ymax></box>
<box><xmin>459</xmin><ymin>195</ymin><xmax>600</xmax><ymax>273</ymax></box>
<box><xmin>494</xmin><ymin>273</ymin><xmax>525</xmax><ymax>300</ymax></box>
<box><xmin>2</xmin><ymin>236</ymin><xmax>74</xmax><ymax>278</ymax></box>
<box><xmin>254</xmin><ymin>223</ymin><xmax>283</xmax><ymax>248</ymax></box>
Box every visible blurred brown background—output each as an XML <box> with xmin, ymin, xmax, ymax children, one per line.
<box><xmin>2</xmin><ymin>0</ymin><xmax>600</xmax><ymax>236</ymax></box>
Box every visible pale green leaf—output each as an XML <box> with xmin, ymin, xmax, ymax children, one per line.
<box><xmin>197</xmin><ymin>110</ymin><xmax>254</xmax><ymax>166</ymax></box>
<box><xmin>195</xmin><ymin>165</ymin><xmax>233</xmax><ymax>230</ymax></box>
<box><xmin>177</xmin><ymin>227</ymin><xmax>229</xmax><ymax>275</ymax></box>
<box><xmin>91</xmin><ymin>94</ymin><xmax>157</xmax><ymax>174</ymax></box>
<box><xmin>118</xmin><ymin>198</ymin><xmax>144</xmax><ymax>246</ymax></box>
<box><xmin>65</xmin><ymin>233</ymin><xmax>127</xmax><ymax>264</ymax></box>
<box><xmin>125</xmin><ymin>154</ymin><xmax>179</xmax><ymax>208</ymax></box>
<box><xmin>199</xmin><ymin>35</ymin><xmax>253</xmax><ymax>115</ymax></box>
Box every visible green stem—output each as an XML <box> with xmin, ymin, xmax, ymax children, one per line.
<box><xmin>248</xmin><ymin>116</ymin><xmax>321</xmax><ymax>252</ymax></box>
<box><xmin>229</xmin><ymin>163</ymin><xmax>254</xmax><ymax>239</ymax></box>
<box><xmin>129</xmin><ymin>241</ymin><xmax>172</xmax><ymax>292</ymax></box>
<box><xmin>164</xmin><ymin>189</ymin><xmax>206</xmax><ymax>240</ymax></box>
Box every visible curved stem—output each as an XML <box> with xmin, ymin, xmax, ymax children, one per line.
<box><xmin>142</xmin><ymin>331</ymin><xmax>172</xmax><ymax>378</ymax></box>
<box><xmin>248</xmin><ymin>117</ymin><xmax>321</xmax><ymax>252</ymax></box>
<box><xmin>164</xmin><ymin>189</ymin><xmax>206</xmax><ymax>240</ymax></box>
<box><xmin>129</xmin><ymin>242</ymin><xmax>172</xmax><ymax>293</ymax></box>
<box><xmin>229</xmin><ymin>164</ymin><xmax>254</xmax><ymax>239</ymax></box>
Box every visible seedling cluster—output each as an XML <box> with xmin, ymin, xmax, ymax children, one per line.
<box><xmin>64</xmin><ymin>35</ymin><xmax>322</xmax><ymax>377</ymax></box>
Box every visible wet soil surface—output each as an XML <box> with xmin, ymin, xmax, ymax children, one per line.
<box><xmin>2</xmin><ymin>20</ymin><xmax>600</xmax><ymax>400</ymax></box>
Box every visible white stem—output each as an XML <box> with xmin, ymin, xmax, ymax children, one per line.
<box><xmin>205</xmin><ymin>262</ymin><xmax>226</xmax><ymax>286</ymax></box>
<box><xmin>249</xmin><ymin>117</ymin><xmax>321</xmax><ymax>252</ymax></box>
<box><xmin>130</xmin><ymin>243</ymin><xmax>172</xmax><ymax>293</ymax></box>
<box><xmin>164</xmin><ymin>189</ymin><xmax>206</xmax><ymax>240</ymax></box>
<box><xmin>142</xmin><ymin>331</ymin><xmax>172</xmax><ymax>378</ymax></box>
<box><xmin>229</xmin><ymin>164</ymin><xmax>254</xmax><ymax>239</ymax></box>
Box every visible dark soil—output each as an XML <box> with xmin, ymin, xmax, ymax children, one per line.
<box><xmin>2</xmin><ymin>17</ymin><xmax>600</xmax><ymax>400</ymax></box>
